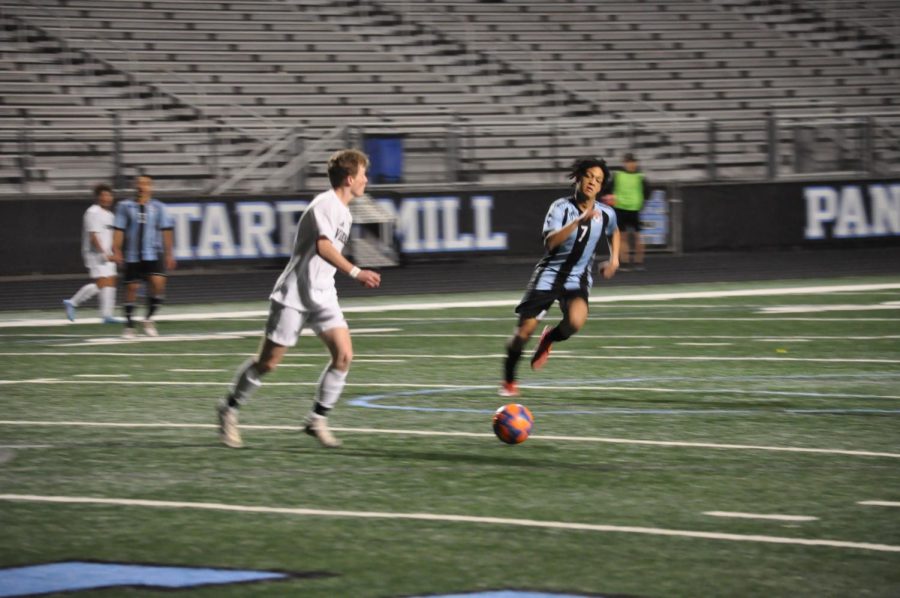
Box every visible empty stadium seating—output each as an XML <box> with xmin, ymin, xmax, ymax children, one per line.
<box><xmin>1</xmin><ymin>0</ymin><xmax>897</xmax><ymax>193</ymax></box>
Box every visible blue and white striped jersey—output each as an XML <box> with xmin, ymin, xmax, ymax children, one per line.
<box><xmin>113</xmin><ymin>199</ymin><xmax>174</xmax><ymax>263</ymax></box>
<box><xmin>526</xmin><ymin>195</ymin><xmax>618</xmax><ymax>292</ymax></box>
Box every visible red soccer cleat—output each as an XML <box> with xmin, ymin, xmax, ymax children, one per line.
<box><xmin>530</xmin><ymin>325</ymin><xmax>554</xmax><ymax>370</ymax></box>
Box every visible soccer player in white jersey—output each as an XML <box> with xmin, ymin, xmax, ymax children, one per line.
<box><xmin>63</xmin><ymin>183</ymin><xmax>119</xmax><ymax>323</ymax></box>
<box><xmin>500</xmin><ymin>157</ymin><xmax>620</xmax><ymax>397</ymax></box>
<box><xmin>217</xmin><ymin>149</ymin><xmax>381</xmax><ymax>449</ymax></box>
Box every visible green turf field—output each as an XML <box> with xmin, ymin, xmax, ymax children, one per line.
<box><xmin>1</xmin><ymin>277</ymin><xmax>898</xmax><ymax>597</ymax></box>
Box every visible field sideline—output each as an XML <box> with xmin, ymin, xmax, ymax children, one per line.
<box><xmin>0</xmin><ymin>276</ymin><xmax>898</xmax><ymax>597</ymax></box>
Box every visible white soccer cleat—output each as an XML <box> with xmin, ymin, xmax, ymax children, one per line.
<box><xmin>142</xmin><ymin>320</ymin><xmax>159</xmax><ymax>337</ymax></box>
<box><xmin>217</xmin><ymin>401</ymin><xmax>243</xmax><ymax>449</ymax></box>
<box><xmin>62</xmin><ymin>299</ymin><xmax>76</xmax><ymax>322</ymax></box>
<box><xmin>304</xmin><ymin>413</ymin><xmax>341</xmax><ymax>448</ymax></box>
<box><xmin>498</xmin><ymin>381</ymin><xmax>520</xmax><ymax>397</ymax></box>
<box><xmin>122</xmin><ymin>327</ymin><xmax>136</xmax><ymax>339</ymax></box>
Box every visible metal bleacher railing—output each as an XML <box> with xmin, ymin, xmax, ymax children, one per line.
<box><xmin>5</xmin><ymin>109</ymin><xmax>898</xmax><ymax>196</ymax></box>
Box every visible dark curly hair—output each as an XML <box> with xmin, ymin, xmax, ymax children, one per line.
<box><xmin>92</xmin><ymin>182</ymin><xmax>113</xmax><ymax>198</ymax></box>
<box><xmin>567</xmin><ymin>156</ymin><xmax>611</xmax><ymax>195</ymax></box>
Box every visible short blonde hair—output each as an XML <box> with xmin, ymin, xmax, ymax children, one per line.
<box><xmin>327</xmin><ymin>149</ymin><xmax>369</xmax><ymax>189</ymax></box>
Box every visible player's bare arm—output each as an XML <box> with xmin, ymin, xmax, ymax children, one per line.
<box><xmin>162</xmin><ymin>229</ymin><xmax>176</xmax><ymax>271</ymax></box>
<box><xmin>601</xmin><ymin>228</ymin><xmax>621</xmax><ymax>279</ymax></box>
<box><xmin>315</xmin><ymin>236</ymin><xmax>381</xmax><ymax>289</ymax></box>
<box><xmin>89</xmin><ymin>232</ymin><xmax>112</xmax><ymax>261</ymax></box>
<box><xmin>111</xmin><ymin>229</ymin><xmax>124</xmax><ymax>265</ymax></box>
<box><xmin>545</xmin><ymin>207</ymin><xmax>600</xmax><ymax>251</ymax></box>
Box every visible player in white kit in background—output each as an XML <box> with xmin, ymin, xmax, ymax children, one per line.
<box><xmin>217</xmin><ymin>149</ymin><xmax>381</xmax><ymax>449</ymax></box>
<box><xmin>63</xmin><ymin>183</ymin><xmax>119</xmax><ymax>323</ymax></box>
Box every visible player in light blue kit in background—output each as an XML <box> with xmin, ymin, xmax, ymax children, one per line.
<box><xmin>500</xmin><ymin>157</ymin><xmax>620</xmax><ymax>397</ymax></box>
<box><xmin>112</xmin><ymin>174</ymin><xmax>176</xmax><ymax>339</ymax></box>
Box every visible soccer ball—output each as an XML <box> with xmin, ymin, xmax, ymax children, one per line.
<box><xmin>492</xmin><ymin>403</ymin><xmax>534</xmax><ymax>444</ymax></box>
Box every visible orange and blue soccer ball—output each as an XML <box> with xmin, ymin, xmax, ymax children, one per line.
<box><xmin>492</xmin><ymin>403</ymin><xmax>534</xmax><ymax>444</ymax></box>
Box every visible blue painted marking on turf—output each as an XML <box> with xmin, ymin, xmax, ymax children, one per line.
<box><xmin>348</xmin><ymin>382</ymin><xmax>900</xmax><ymax>416</ymax></box>
<box><xmin>0</xmin><ymin>562</ymin><xmax>288</xmax><ymax>597</ymax></box>
<box><xmin>349</xmin><ymin>387</ymin><xmax>492</xmax><ymax>413</ymax></box>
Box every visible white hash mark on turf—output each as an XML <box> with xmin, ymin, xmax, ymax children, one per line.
<box><xmin>857</xmin><ymin>501</ymin><xmax>900</xmax><ymax>507</ymax></box>
<box><xmin>0</xmin><ymin>494</ymin><xmax>896</xmax><ymax>553</ymax></box>
<box><xmin>703</xmin><ymin>512</ymin><xmax>819</xmax><ymax>522</ymax></box>
<box><xmin>677</xmin><ymin>342</ymin><xmax>733</xmax><ymax>346</ymax></box>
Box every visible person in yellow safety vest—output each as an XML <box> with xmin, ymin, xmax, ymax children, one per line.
<box><xmin>608</xmin><ymin>153</ymin><xmax>647</xmax><ymax>271</ymax></box>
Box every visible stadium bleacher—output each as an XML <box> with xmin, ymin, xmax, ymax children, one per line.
<box><xmin>1</xmin><ymin>0</ymin><xmax>898</xmax><ymax>193</ymax></box>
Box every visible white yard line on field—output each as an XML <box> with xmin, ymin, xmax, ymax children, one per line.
<box><xmin>703</xmin><ymin>511</ymin><xmax>819</xmax><ymax>522</ymax></box>
<box><xmin>0</xmin><ymin>381</ymin><xmax>496</xmax><ymax>389</ymax></box>
<box><xmin>56</xmin><ymin>328</ymin><xmax>399</xmax><ymax>347</ymax></box>
<box><xmin>857</xmin><ymin>501</ymin><xmax>900</xmax><ymax>507</ymax></box>
<box><xmin>0</xmin><ymin>493</ymin><xmax>896</xmax><ymax>553</ymax></box>
<box><xmin>591</xmin><ymin>345</ymin><xmax>654</xmax><ymax>349</ymax></box>
<box><xmin>760</xmin><ymin>302</ymin><xmax>900</xmax><ymax>314</ymax></box>
<box><xmin>677</xmin><ymin>342</ymin><xmax>733</xmax><ymax>346</ymax></box>
<box><xmin>2</xmin><ymin>282</ymin><xmax>899</xmax><ymax>329</ymax></box>
<box><xmin>0</xmin><ymin>379</ymin><xmax>897</xmax><ymax>402</ymax></box>
<box><xmin>1</xmin><ymin>352</ymin><xmax>898</xmax><ymax>364</ymax></box>
<box><xmin>352</xmin><ymin>359</ymin><xmax>407</xmax><ymax>363</ymax></box>
<box><xmin>0</xmin><ymin>420</ymin><xmax>896</xmax><ymax>459</ymax></box>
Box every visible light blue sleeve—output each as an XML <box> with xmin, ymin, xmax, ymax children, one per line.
<box><xmin>157</xmin><ymin>201</ymin><xmax>174</xmax><ymax>230</ymax></box>
<box><xmin>114</xmin><ymin>201</ymin><xmax>128</xmax><ymax>230</ymax></box>
<box><xmin>542</xmin><ymin>199</ymin><xmax>569</xmax><ymax>238</ymax></box>
<box><xmin>606</xmin><ymin>205</ymin><xmax>618</xmax><ymax>235</ymax></box>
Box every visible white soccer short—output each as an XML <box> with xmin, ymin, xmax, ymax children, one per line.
<box><xmin>86</xmin><ymin>259</ymin><xmax>117</xmax><ymax>280</ymax></box>
<box><xmin>265</xmin><ymin>299</ymin><xmax>348</xmax><ymax>347</ymax></box>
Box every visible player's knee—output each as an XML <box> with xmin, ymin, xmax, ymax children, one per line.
<box><xmin>557</xmin><ymin>321</ymin><xmax>580</xmax><ymax>341</ymax></box>
<box><xmin>332</xmin><ymin>350</ymin><xmax>352</xmax><ymax>371</ymax></box>
<box><xmin>256</xmin><ymin>357</ymin><xmax>279</xmax><ymax>374</ymax></box>
<box><xmin>508</xmin><ymin>335</ymin><xmax>527</xmax><ymax>352</ymax></box>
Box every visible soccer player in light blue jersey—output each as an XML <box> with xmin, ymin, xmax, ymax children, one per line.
<box><xmin>500</xmin><ymin>157</ymin><xmax>621</xmax><ymax>397</ymax></box>
<box><xmin>112</xmin><ymin>174</ymin><xmax>176</xmax><ymax>338</ymax></box>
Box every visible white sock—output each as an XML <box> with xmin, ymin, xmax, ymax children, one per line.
<box><xmin>230</xmin><ymin>358</ymin><xmax>262</xmax><ymax>405</ymax></box>
<box><xmin>70</xmin><ymin>283</ymin><xmax>98</xmax><ymax>307</ymax></box>
<box><xmin>314</xmin><ymin>366</ymin><xmax>348</xmax><ymax>411</ymax></box>
<box><xmin>99</xmin><ymin>286</ymin><xmax>116</xmax><ymax>318</ymax></box>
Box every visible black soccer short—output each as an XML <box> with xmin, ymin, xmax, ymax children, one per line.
<box><xmin>123</xmin><ymin>258</ymin><xmax>166</xmax><ymax>283</ymax></box>
<box><xmin>614</xmin><ymin>207</ymin><xmax>642</xmax><ymax>232</ymax></box>
<box><xmin>515</xmin><ymin>288</ymin><xmax>590</xmax><ymax>320</ymax></box>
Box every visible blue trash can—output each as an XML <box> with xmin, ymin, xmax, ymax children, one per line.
<box><xmin>363</xmin><ymin>135</ymin><xmax>404</xmax><ymax>184</ymax></box>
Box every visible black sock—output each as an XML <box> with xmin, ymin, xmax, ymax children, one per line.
<box><xmin>147</xmin><ymin>296</ymin><xmax>163</xmax><ymax>320</ymax></box>
<box><xmin>226</xmin><ymin>395</ymin><xmax>239</xmax><ymax>409</ymax></box>
<box><xmin>504</xmin><ymin>347</ymin><xmax>522</xmax><ymax>383</ymax></box>
<box><xmin>124</xmin><ymin>303</ymin><xmax>135</xmax><ymax>327</ymax></box>
<box><xmin>313</xmin><ymin>402</ymin><xmax>330</xmax><ymax>417</ymax></box>
<box><xmin>549</xmin><ymin>322</ymin><xmax>575</xmax><ymax>343</ymax></box>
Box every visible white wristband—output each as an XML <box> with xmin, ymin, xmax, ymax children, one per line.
<box><xmin>349</xmin><ymin>266</ymin><xmax>361</xmax><ymax>279</ymax></box>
